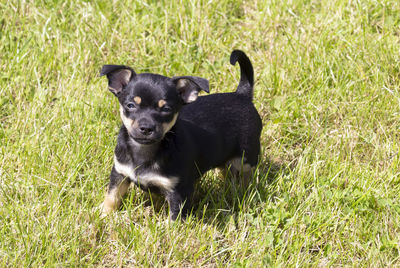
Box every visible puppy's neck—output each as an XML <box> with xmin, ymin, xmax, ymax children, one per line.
<box><xmin>128</xmin><ymin>137</ymin><xmax>160</xmax><ymax>162</ymax></box>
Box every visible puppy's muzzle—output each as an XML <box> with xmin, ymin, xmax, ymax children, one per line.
<box><xmin>138</xmin><ymin>123</ymin><xmax>155</xmax><ymax>136</ymax></box>
<box><xmin>131</xmin><ymin>119</ymin><xmax>162</xmax><ymax>144</ymax></box>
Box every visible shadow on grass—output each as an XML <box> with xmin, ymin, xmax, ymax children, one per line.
<box><xmin>190</xmin><ymin>156</ymin><xmax>288</xmax><ymax>225</ymax></box>
<box><xmin>119</xmin><ymin>157</ymin><xmax>290</xmax><ymax>225</ymax></box>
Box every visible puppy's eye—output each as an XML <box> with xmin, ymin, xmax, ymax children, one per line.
<box><xmin>161</xmin><ymin>106</ymin><xmax>172</xmax><ymax>113</ymax></box>
<box><xmin>126</xmin><ymin>102</ymin><xmax>136</xmax><ymax>110</ymax></box>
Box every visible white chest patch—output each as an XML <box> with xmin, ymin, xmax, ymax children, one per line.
<box><xmin>114</xmin><ymin>155</ymin><xmax>136</xmax><ymax>180</ymax></box>
<box><xmin>113</xmin><ymin>156</ymin><xmax>178</xmax><ymax>192</ymax></box>
<box><xmin>136</xmin><ymin>172</ymin><xmax>178</xmax><ymax>192</ymax></box>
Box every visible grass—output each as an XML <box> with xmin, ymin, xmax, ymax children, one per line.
<box><xmin>1</xmin><ymin>0</ymin><xmax>400</xmax><ymax>266</ymax></box>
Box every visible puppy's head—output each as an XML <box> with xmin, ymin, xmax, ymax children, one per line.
<box><xmin>100</xmin><ymin>65</ymin><xmax>209</xmax><ymax>145</ymax></box>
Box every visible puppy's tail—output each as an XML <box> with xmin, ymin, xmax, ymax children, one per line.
<box><xmin>230</xmin><ymin>50</ymin><xmax>254</xmax><ymax>99</ymax></box>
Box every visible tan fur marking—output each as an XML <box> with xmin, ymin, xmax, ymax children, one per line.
<box><xmin>134</xmin><ymin>96</ymin><xmax>142</xmax><ymax>105</ymax></box>
<box><xmin>158</xmin><ymin>99</ymin><xmax>166</xmax><ymax>108</ymax></box>
<box><xmin>101</xmin><ymin>179</ymin><xmax>131</xmax><ymax>215</ymax></box>
<box><xmin>227</xmin><ymin>158</ymin><xmax>254</xmax><ymax>187</ymax></box>
<box><xmin>162</xmin><ymin>113</ymin><xmax>178</xmax><ymax>135</ymax></box>
<box><xmin>120</xmin><ymin>105</ymin><xmax>138</xmax><ymax>132</ymax></box>
<box><xmin>230</xmin><ymin>158</ymin><xmax>252</xmax><ymax>173</ymax></box>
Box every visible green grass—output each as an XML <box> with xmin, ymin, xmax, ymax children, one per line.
<box><xmin>1</xmin><ymin>0</ymin><xmax>400</xmax><ymax>266</ymax></box>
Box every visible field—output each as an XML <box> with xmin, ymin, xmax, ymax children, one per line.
<box><xmin>1</xmin><ymin>0</ymin><xmax>400</xmax><ymax>266</ymax></box>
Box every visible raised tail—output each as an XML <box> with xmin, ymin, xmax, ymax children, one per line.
<box><xmin>230</xmin><ymin>50</ymin><xmax>254</xmax><ymax>99</ymax></box>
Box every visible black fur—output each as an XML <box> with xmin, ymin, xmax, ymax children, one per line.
<box><xmin>230</xmin><ymin>49</ymin><xmax>254</xmax><ymax>97</ymax></box>
<box><xmin>100</xmin><ymin>50</ymin><xmax>262</xmax><ymax>220</ymax></box>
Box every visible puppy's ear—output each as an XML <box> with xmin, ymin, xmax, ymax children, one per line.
<box><xmin>100</xmin><ymin>65</ymin><xmax>136</xmax><ymax>95</ymax></box>
<box><xmin>172</xmin><ymin>76</ymin><xmax>209</xmax><ymax>103</ymax></box>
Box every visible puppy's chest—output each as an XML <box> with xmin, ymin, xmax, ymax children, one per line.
<box><xmin>113</xmin><ymin>155</ymin><xmax>177</xmax><ymax>192</ymax></box>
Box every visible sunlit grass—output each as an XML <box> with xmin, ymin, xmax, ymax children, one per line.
<box><xmin>1</xmin><ymin>0</ymin><xmax>400</xmax><ymax>266</ymax></box>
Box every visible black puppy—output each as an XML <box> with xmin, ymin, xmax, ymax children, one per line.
<box><xmin>100</xmin><ymin>50</ymin><xmax>262</xmax><ymax>220</ymax></box>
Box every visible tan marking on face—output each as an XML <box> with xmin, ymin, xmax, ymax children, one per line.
<box><xmin>162</xmin><ymin>113</ymin><xmax>178</xmax><ymax>135</ymax></box>
<box><xmin>101</xmin><ymin>178</ymin><xmax>131</xmax><ymax>216</ymax></box>
<box><xmin>120</xmin><ymin>105</ymin><xmax>138</xmax><ymax>131</ymax></box>
<box><xmin>158</xmin><ymin>99</ymin><xmax>166</xmax><ymax>108</ymax></box>
<box><xmin>133</xmin><ymin>96</ymin><xmax>142</xmax><ymax>105</ymax></box>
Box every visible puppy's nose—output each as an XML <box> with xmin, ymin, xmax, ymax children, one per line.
<box><xmin>138</xmin><ymin>125</ymin><xmax>155</xmax><ymax>136</ymax></box>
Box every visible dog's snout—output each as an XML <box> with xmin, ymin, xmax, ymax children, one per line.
<box><xmin>138</xmin><ymin>123</ymin><xmax>155</xmax><ymax>136</ymax></box>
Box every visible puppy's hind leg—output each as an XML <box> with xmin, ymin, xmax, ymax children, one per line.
<box><xmin>101</xmin><ymin>167</ymin><xmax>131</xmax><ymax>216</ymax></box>
<box><xmin>227</xmin><ymin>157</ymin><xmax>254</xmax><ymax>188</ymax></box>
<box><xmin>231</xmin><ymin>135</ymin><xmax>260</xmax><ymax>187</ymax></box>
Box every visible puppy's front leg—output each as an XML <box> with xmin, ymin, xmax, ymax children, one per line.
<box><xmin>166</xmin><ymin>190</ymin><xmax>191</xmax><ymax>221</ymax></box>
<box><xmin>102</xmin><ymin>167</ymin><xmax>131</xmax><ymax>215</ymax></box>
